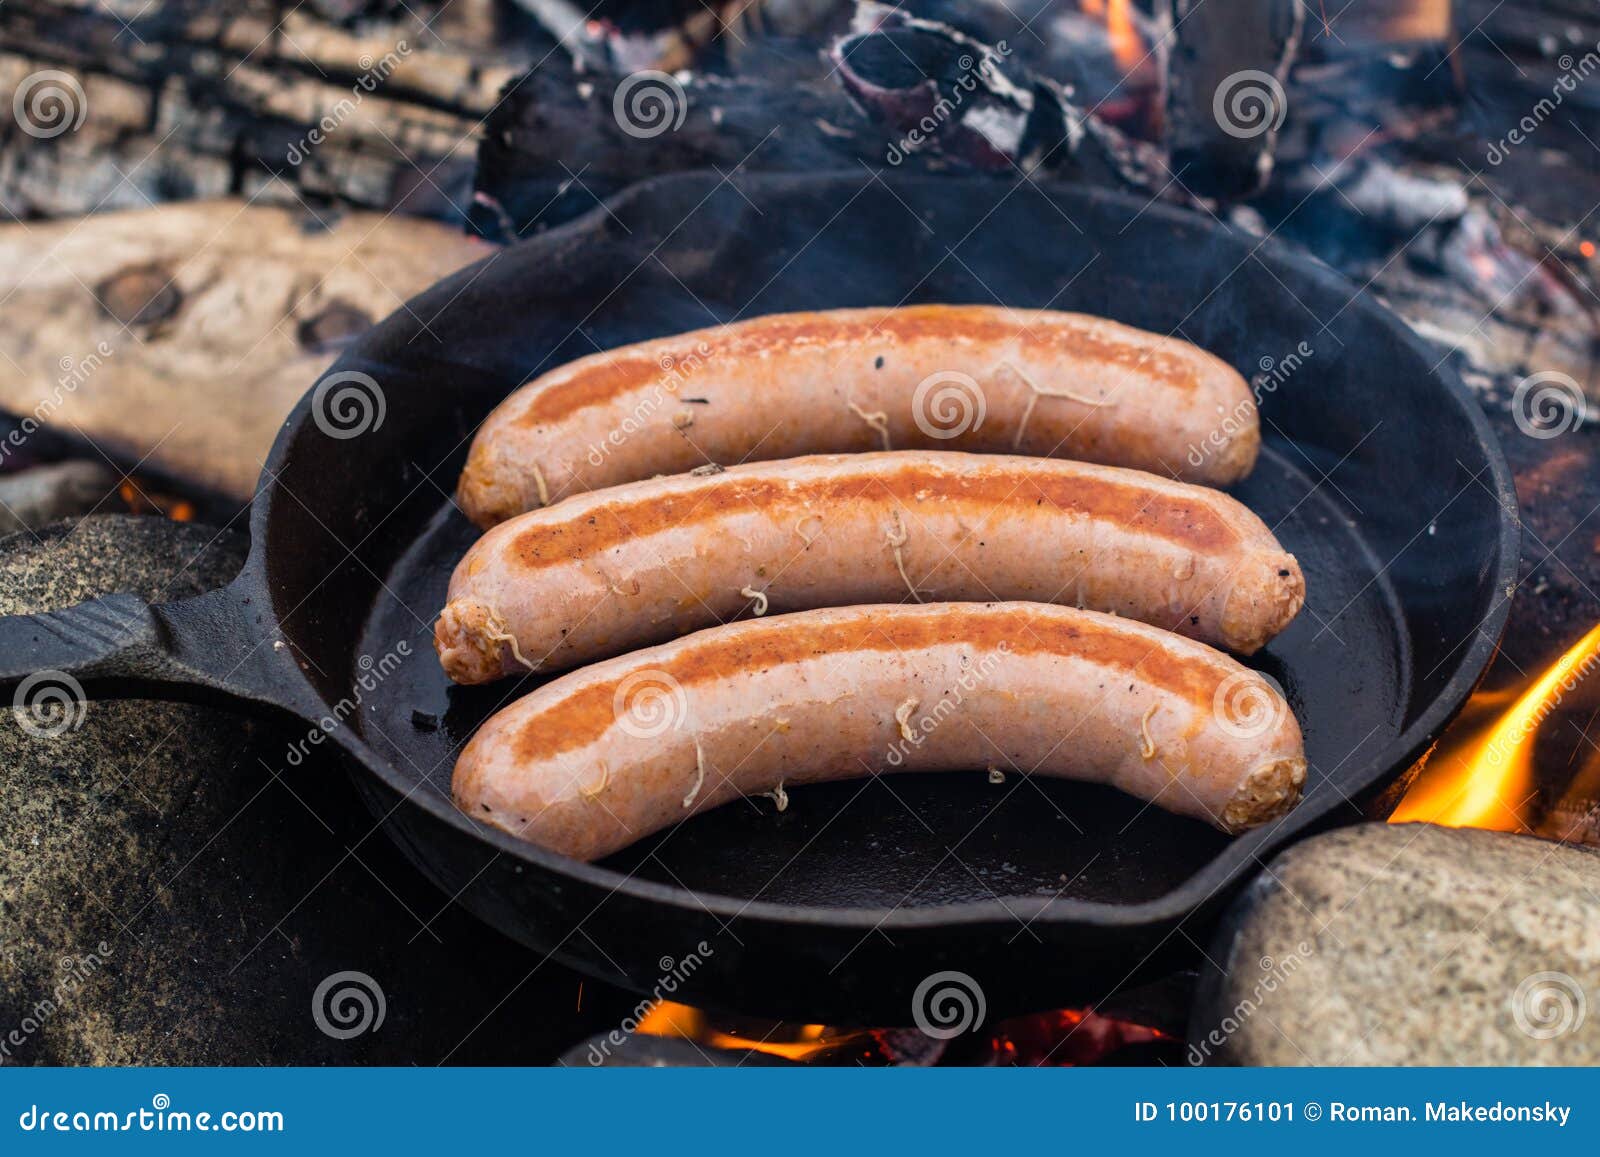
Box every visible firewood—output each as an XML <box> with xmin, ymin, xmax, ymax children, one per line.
<box><xmin>1165</xmin><ymin>0</ymin><xmax>1304</xmax><ymax>199</ymax></box>
<box><xmin>0</xmin><ymin>0</ymin><xmax>534</xmax><ymax>221</ymax></box>
<box><xmin>0</xmin><ymin>202</ymin><xmax>490</xmax><ymax>501</ymax></box>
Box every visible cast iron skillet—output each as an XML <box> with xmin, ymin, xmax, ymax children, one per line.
<box><xmin>0</xmin><ymin>172</ymin><xmax>1518</xmax><ymax>1024</ymax></box>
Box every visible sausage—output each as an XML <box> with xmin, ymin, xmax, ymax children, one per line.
<box><xmin>457</xmin><ymin>305</ymin><xmax>1257</xmax><ymax>528</ymax></box>
<box><xmin>436</xmin><ymin>451</ymin><xmax>1303</xmax><ymax>683</ymax></box>
<box><xmin>452</xmin><ymin>602</ymin><xmax>1307</xmax><ymax>860</ymax></box>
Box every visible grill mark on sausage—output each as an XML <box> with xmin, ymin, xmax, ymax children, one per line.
<box><xmin>502</xmin><ymin>460</ymin><xmax>1245</xmax><ymax>566</ymax></box>
<box><xmin>508</xmin><ymin>306</ymin><xmax>1208</xmax><ymax>429</ymax></box>
<box><xmin>509</xmin><ymin>605</ymin><xmax>1231</xmax><ymax>763</ymax></box>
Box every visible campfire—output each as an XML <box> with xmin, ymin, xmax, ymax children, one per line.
<box><xmin>3</xmin><ymin>0</ymin><xmax>1599</xmax><ymax>1070</ymax></box>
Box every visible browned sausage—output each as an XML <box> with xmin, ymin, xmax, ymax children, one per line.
<box><xmin>436</xmin><ymin>451</ymin><xmax>1303</xmax><ymax>683</ymax></box>
<box><xmin>457</xmin><ymin>306</ymin><xmax>1257</xmax><ymax>527</ymax></box>
<box><xmin>452</xmin><ymin>602</ymin><xmax>1307</xmax><ymax>860</ymax></box>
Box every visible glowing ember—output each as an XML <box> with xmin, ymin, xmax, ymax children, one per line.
<box><xmin>633</xmin><ymin>1000</ymin><xmax>1172</xmax><ymax>1065</ymax></box>
<box><xmin>1390</xmin><ymin>622</ymin><xmax>1600</xmax><ymax>831</ymax></box>
<box><xmin>116</xmin><ymin>477</ymin><xmax>195</xmax><ymax>521</ymax></box>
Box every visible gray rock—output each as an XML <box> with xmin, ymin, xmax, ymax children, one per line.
<box><xmin>0</xmin><ymin>462</ymin><xmax>119</xmax><ymax>537</ymax></box>
<box><xmin>1191</xmin><ymin>823</ymin><xmax>1600</xmax><ymax>1065</ymax></box>
<box><xmin>0</xmin><ymin>515</ymin><xmax>625</xmax><ymax>1063</ymax></box>
<box><xmin>0</xmin><ymin>514</ymin><xmax>242</xmax><ymax>615</ymax></box>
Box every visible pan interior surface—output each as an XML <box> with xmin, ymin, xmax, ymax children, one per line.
<box><xmin>277</xmin><ymin>171</ymin><xmax>1506</xmax><ymax>928</ymax></box>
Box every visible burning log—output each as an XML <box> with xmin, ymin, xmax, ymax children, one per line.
<box><xmin>832</xmin><ymin>6</ymin><xmax>1071</xmax><ymax>174</ymax></box>
<box><xmin>1164</xmin><ymin>0</ymin><xmax>1304</xmax><ymax>199</ymax></box>
<box><xmin>472</xmin><ymin>56</ymin><xmax>867</xmax><ymax>240</ymax></box>
<box><xmin>474</xmin><ymin>4</ymin><xmax>1175</xmax><ymax>240</ymax></box>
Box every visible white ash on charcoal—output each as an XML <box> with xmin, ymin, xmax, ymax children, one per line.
<box><xmin>833</xmin><ymin>5</ymin><xmax>1048</xmax><ymax>172</ymax></box>
<box><xmin>524</xmin><ymin>0</ymin><xmax>1165</xmax><ymax>125</ymax></box>
<box><xmin>1328</xmin><ymin>158</ymin><xmax>1469</xmax><ymax>232</ymax></box>
<box><xmin>835</xmin><ymin>4</ymin><xmax>1171</xmax><ymax>189</ymax></box>
<box><xmin>473</xmin><ymin>4</ymin><xmax>1177</xmax><ymax>239</ymax></box>
<box><xmin>888</xmin><ymin>0</ymin><xmax>1165</xmax><ymax>139</ymax></box>
<box><xmin>1255</xmin><ymin>144</ymin><xmax>1599</xmax><ymax>403</ymax></box>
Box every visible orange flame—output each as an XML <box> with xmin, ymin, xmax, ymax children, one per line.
<box><xmin>634</xmin><ymin>1001</ymin><xmax>860</xmax><ymax>1063</ymax></box>
<box><xmin>1390</xmin><ymin>622</ymin><xmax>1600</xmax><ymax>830</ymax></box>
<box><xmin>1106</xmin><ymin>0</ymin><xmax>1141</xmax><ymax>70</ymax></box>
<box><xmin>1079</xmin><ymin>0</ymin><xmax>1143</xmax><ymax>71</ymax></box>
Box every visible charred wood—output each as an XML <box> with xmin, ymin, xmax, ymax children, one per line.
<box><xmin>1165</xmin><ymin>0</ymin><xmax>1304</xmax><ymax>200</ymax></box>
<box><xmin>474</xmin><ymin>5</ymin><xmax>1175</xmax><ymax>240</ymax></box>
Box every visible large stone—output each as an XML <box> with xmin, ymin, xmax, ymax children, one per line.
<box><xmin>0</xmin><ymin>514</ymin><xmax>241</xmax><ymax>615</ymax></box>
<box><xmin>1191</xmin><ymin>823</ymin><xmax>1600</xmax><ymax>1065</ymax></box>
<box><xmin>0</xmin><ymin>515</ymin><xmax>627</xmax><ymax>1063</ymax></box>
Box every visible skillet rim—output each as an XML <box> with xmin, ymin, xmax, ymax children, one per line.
<box><xmin>255</xmin><ymin>170</ymin><xmax>1520</xmax><ymax>932</ymax></box>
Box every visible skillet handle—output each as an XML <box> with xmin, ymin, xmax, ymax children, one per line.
<box><xmin>0</xmin><ymin>584</ymin><xmax>317</xmax><ymax>721</ymax></box>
